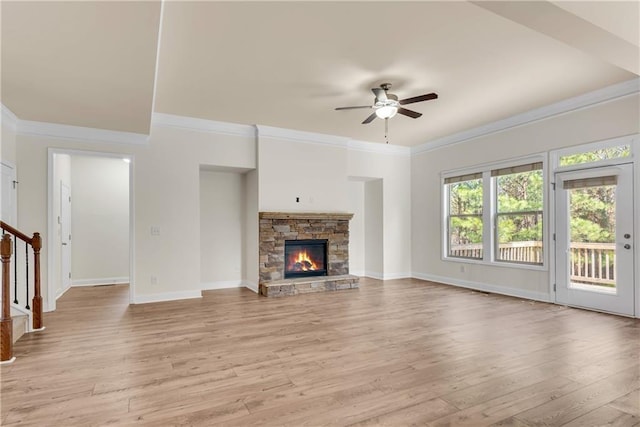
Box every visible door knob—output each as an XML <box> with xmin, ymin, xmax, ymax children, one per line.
<box><xmin>624</xmin><ymin>244</ymin><xmax>631</xmax><ymax>250</ymax></box>
<box><xmin>624</xmin><ymin>233</ymin><xmax>631</xmax><ymax>239</ymax></box>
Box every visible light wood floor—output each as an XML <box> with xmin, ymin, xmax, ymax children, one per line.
<box><xmin>1</xmin><ymin>278</ymin><xmax>639</xmax><ymax>426</ymax></box>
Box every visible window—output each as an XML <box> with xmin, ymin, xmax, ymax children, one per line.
<box><xmin>559</xmin><ymin>144</ymin><xmax>630</xmax><ymax>166</ymax></box>
<box><xmin>445</xmin><ymin>173</ymin><xmax>483</xmax><ymax>259</ymax></box>
<box><xmin>493</xmin><ymin>163</ymin><xmax>543</xmax><ymax>264</ymax></box>
<box><xmin>443</xmin><ymin>157</ymin><xmax>545</xmax><ymax>268</ymax></box>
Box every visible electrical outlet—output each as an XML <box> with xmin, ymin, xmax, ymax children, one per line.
<box><xmin>460</xmin><ymin>265</ymin><xmax>465</xmax><ymax>273</ymax></box>
<box><xmin>150</xmin><ymin>275</ymin><xmax>158</xmax><ymax>285</ymax></box>
<box><xmin>151</xmin><ymin>226</ymin><xmax>160</xmax><ymax>236</ymax></box>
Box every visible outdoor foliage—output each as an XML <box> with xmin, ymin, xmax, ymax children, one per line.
<box><xmin>449</xmin><ymin>179</ymin><xmax>482</xmax><ymax>247</ymax></box>
<box><xmin>570</xmin><ymin>186</ymin><xmax>616</xmax><ymax>243</ymax></box>
<box><xmin>561</xmin><ymin>149</ymin><xmax>620</xmax><ymax>243</ymax></box>
<box><xmin>560</xmin><ymin>145</ymin><xmax>630</xmax><ymax>166</ymax></box>
<box><xmin>496</xmin><ymin>171</ymin><xmax>543</xmax><ymax>243</ymax></box>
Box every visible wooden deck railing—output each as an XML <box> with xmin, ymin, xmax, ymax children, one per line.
<box><xmin>569</xmin><ymin>242</ymin><xmax>615</xmax><ymax>286</ymax></box>
<box><xmin>1</xmin><ymin>222</ymin><xmax>43</xmax><ymax>362</ymax></box>
<box><xmin>450</xmin><ymin>241</ymin><xmax>616</xmax><ymax>286</ymax></box>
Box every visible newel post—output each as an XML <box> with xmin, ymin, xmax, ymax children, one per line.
<box><xmin>1</xmin><ymin>233</ymin><xmax>14</xmax><ymax>362</ymax></box>
<box><xmin>32</xmin><ymin>232</ymin><xmax>43</xmax><ymax>330</ymax></box>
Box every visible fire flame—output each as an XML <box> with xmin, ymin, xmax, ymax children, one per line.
<box><xmin>289</xmin><ymin>250</ymin><xmax>318</xmax><ymax>271</ymax></box>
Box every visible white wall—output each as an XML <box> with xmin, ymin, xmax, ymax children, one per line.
<box><xmin>364</xmin><ymin>179</ymin><xmax>384</xmax><ymax>278</ymax></box>
<box><xmin>10</xmin><ymin>87</ymin><xmax>637</xmax><ymax>311</ymax></box>
<box><xmin>347</xmin><ymin>180</ymin><xmax>365</xmax><ymax>276</ymax></box>
<box><xmin>244</xmin><ymin>169</ymin><xmax>259</xmax><ymax>291</ymax></box>
<box><xmin>1</xmin><ymin>117</ymin><xmax>17</xmax><ymax>166</ymax></box>
<box><xmin>348</xmin><ymin>149</ymin><xmax>413</xmax><ymax>279</ymax></box>
<box><xmin>16</xmin><ymin>124</ymin><xmax>256</xmax><ymax>307</ymax></box>
<box><xmin>199</xmin><ymin>169</ymin><xmax>244</xmax><ymax>287</ymax></box>
<box><xmin>70</xmin><ymin>156</ymin><xmax>129</xmax><ymax>285</ymax></box>
<box><xmin>257</xmin><ymin>133</ymin><xmax>349</xmax><ymax>213</ymax></box>
<box><xmin>411</xmin><ymin>94</ymin><xmax>640</xmax><ymax>300</ymax></box>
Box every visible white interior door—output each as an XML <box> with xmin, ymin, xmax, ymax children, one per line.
<box><xmin>1</xmin><ymin>161</ymin><xmax>17</xmax><ymax>225</ymax></box>
<box><xmin>555</xmin><ymin>164</ymin><xmax>634</xmax><ymax>316</ymax></box>
<box><xmin>61</xmin><ymin>183</ymin><xmax>72</xmax><ymax>293</ymax></box>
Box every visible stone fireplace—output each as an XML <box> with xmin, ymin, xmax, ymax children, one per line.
<box><xmin>259</xmin><ymin>212</ymin><xmax>359</xmax><ymax>297</ymax></box>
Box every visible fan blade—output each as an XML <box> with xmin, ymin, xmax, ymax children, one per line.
<box><xmin>399</xmin><ymin>92</ymin><xmax>438</xmax><ymax>105</ymax></box>
<box><xmin>362</xmin><ymin>112</ymin><xmax>377</xmax><ymax>124</ymax></box>
<box><xmin>397</xmin><ymin>107</ymin><xmax>422</xmax><ymax>119</ymax></box>
<box><xmin>335</xmin><ymin>106</ymin><xmax>372</xmax><ymax>110</ymax></box>
<box><xmin>372</xmin><ymin>87</ymin><xmax>387</xmax><ymax>102</ymax></box>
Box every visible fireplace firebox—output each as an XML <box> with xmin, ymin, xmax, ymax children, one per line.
<box><xmin>284</xmin><ymin>239</ymin><xmax>328</xmax><ymax>279</ymax></box>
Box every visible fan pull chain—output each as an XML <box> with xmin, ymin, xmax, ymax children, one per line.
<box><xmin>385</xmin><ymin>118</ymin><xmax>389</xmax><ymax>144</ymax></box>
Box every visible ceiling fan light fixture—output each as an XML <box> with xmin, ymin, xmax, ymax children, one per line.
<box><xmin>375</xmin><ymin>105</ymin><xmax>398</xmax><ymax>119</ymax></box>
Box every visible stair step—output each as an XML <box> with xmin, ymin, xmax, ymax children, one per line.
<box><xmin>12</xmin><ymin>314</ymin><xmax>28</xmax><ymax>343</ymax></box>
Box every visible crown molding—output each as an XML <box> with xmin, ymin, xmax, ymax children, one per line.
<box><xmin>256</xmin><ymin>125</ymin><xmax>349</xmax><ymax>148</ymax></box>
<box><xmin>348</xmin><ymin>138</ymin><xmax>411</xmax><ymax>157</ymax></box>
<box><xmin>412</xmin><ymin>77</ymin><xmax>640</xmax><ymax>155</ymax></box>
<box><xmin>18</xmin><ymin>120</ymin><xmax>149</xmax><ymax>145</ymax></box>
<box><xmin>1</xmin><ymin>104</ymin><xmax>19</xmax><ymax>132</ymax></box>
<box><xmin>152</xmin><ymin>112</ymin><xmax>256</xmax><ymax>138</ymax></box>
<box><xmin>3</xmin><ymin>103</ymin><xmax>148</xmax><ymax>144</ymax></box>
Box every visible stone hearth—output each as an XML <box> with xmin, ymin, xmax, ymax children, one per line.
<box><xmin>259</xmin><ymin>212</ymin><xmax>359</xmax><ymax>297</ymax></box>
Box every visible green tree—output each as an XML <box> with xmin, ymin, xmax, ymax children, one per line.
<box><xmin>449</xmin><ymin>179</ymin><xmax>482</xmax><ymax>246</ymax></box>
<box><xmin>496</xmin><ymin>170</ymin><xmax>543</xmax><ymax>244</ymax></box>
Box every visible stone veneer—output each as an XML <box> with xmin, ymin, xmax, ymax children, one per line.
<box><xmin>259</xmin><ymin>212</ymin><xmax>359</xmax><ymax>296</ymax></box>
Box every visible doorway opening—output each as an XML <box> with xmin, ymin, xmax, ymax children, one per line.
<box><xmin>47</xmin><ymin>149</ymin><xmax>134</xmax><ymax>311</ymax></box>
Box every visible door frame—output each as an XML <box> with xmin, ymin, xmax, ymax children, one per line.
<box><xmin>554</xmin><ymin>163</ymin><xmax>634</xmax><ymax>316</ymax></box>
<box><xmin>47</xmin><ymin>148</ymin><xmax>135</xmax><ymax>311</ymax></box>
<box><xmin>1</xmin><ymin>160</ymin><xmax>18</xmax><ymax>226</ymax></box>
<box><xmin>549</xmin><ymin>134</ymin><xmax>639</xmax><ymax>318</ymax></box>
<box><xmin>60</xmin><ymin>181</ymin><xmax>72</xmax><ymax>296</ymax></box>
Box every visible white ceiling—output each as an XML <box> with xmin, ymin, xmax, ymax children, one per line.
<box><xmin>2</xmin><ymin>1</ymin><xmax>638</xmax><ymax>146</ymax></box>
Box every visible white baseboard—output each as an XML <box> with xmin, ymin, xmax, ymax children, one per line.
<box><xmin>244</xmin><ymin>280</ymin><xmax>258</xmax><ymax>293</ymax></box>
<box><xmin>363</xmin><ymin>271</ymin><xmax>384</xmax><ymax>280</ymax></box>
<box><xmin>352</xmin><ymin>271</ymin><xmax>414</xmax><ymax>280</ymax></box>
<box><xmin>201</xmin><ymin>280</ymin><xmax>243</xmax><ymax>290</ymax></box>
<box><xmin>411</xmin><ymin>272</ymin><xmax>551</xmax><ymax>303</ymax></box>
<box><xmin>383</xmin><ymin>272</ymin><xmax>412</xmax><ymax>280</ymax></box>
<box><xmin>72</xmin><ymin>277</ymin><xmax>129</xmax><ymax>287</ymax></box>
<box><xmin>133</xmin><ymin>290</ymin><xmax>202</xmax><ymax>304</ymax></box>
<box><xmin>201</xmin><ymin>280</ymin><xmax>259</xmax><ymax>293</ymax></box>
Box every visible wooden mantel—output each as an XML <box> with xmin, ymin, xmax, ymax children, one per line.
<box><xmin>259</xmin><ymin>212</ymin><xmax>354</xmax><ymax>221</ymax></box>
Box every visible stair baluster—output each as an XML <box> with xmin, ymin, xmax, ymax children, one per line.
<box><xmin>13</xmin><ymin>237</ymin><xmax>17</xmax><ymax>304</ymax></box>
<box><xmin>25</xmin><ymin>242</ymin><xmax>30</xmax><ymax>310</ymax></box>
<box><xmin>1</xmin><ymin>234</ymin><xmax>13</xmax><ymax>362</ymax></box>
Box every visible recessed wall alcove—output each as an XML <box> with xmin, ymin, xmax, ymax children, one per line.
<box><xmin>258</xmin><ymin>212</ymin><xmax>359</xmax><ymax>297</ymax></box>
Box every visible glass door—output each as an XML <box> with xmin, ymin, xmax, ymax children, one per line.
<box><xmin>555</xmin><ymin>164</ymin><xmax>634</xmax><ymax>316</ymax></box>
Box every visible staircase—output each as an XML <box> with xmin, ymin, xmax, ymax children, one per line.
<box><xmin>1</xmin><ymin>222</ymin><xmax>44</xmax><ymax>363</ymax></box>
<box><xmin>12</xmin><ymin>313</ymin><xmax>27</xmax><ymax>343</ymax></box>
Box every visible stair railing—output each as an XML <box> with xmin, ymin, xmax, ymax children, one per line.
<box><xmin>0</xmin><ymin>222</ymin><xmax>43</xmax><ymax>362</ymax></box>
<box><xmin>1</xmin><ymin>234</ymin><xmax>13</xmax><ymax>361</ymax></box>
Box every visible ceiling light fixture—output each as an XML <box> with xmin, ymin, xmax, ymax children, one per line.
<box><xmin>375</xmin><ymin>104</ymin><xmax>398</xmax><ymax>119</ymax></box>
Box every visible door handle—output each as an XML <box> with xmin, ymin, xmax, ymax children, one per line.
<box><xmin>61</xmin><ymin>242</ymin><xmax>68</xmax><ymax>246</ymax></box>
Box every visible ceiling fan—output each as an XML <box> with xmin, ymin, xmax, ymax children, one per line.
<box><xmin>335</xmin><ymin>83</ymin><xmax>438</xmax><ymax>124</ymax></box>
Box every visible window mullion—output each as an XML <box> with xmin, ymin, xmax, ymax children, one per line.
<box><xmin>483</xmin><ymin>171</ymin><xmax>493</xmax><ymax>263</ymax></box>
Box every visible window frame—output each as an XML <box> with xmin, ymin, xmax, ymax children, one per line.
<box><xmin>441</xmin><ymin>154</ymin><xmax>548</xmax><ymax>271</ymax></box>
<box><xmin>493</xmin><ymin>163</ymin><xmax>544</xmax><ymax>266</ymax></box>
<box><xmin>445</xmin><ymin>174</ymin><xmax>484</xmax><ymax>260</ymax></box>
